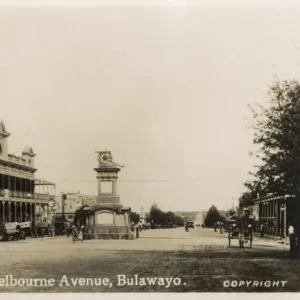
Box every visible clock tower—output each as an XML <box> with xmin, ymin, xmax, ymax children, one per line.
<box><xmin>94</xmin><ymin>151</ymin><xmax>121</xmax><ymax>205</ymax></box>
<box><xmin>84</xmin><ymin>150</ymin><xmax>133</xmax><ymax>240</ymax></box>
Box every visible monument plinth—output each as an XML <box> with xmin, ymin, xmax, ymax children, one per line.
<box><xmin>84</xmin><ymin>151</ymin><xmax>134</xmax><ymax>240</ymax></box>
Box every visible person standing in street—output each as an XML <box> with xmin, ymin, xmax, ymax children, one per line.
<box><xmin>288</xmin><ymin>223</ymin><xmax>297</xmax><ymax>258</ymax></box>
<box><xmin>185</xmin><ymin>222</ymin><xmax>189</xmax><ymax>232</ymax></box>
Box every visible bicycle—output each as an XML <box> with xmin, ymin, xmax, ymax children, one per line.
<box><xmin>71</xmin><ymin>228</ymin><xmax>83</xmax><ymax>243</ymax></box>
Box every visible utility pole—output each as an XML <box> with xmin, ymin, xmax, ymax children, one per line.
<box><xmin>140</xmin><ymin>206</ymin><xmax>144</xmax><ymax>225</ymax></box>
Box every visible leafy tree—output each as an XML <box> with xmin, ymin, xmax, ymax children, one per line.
<box><xmin>204</xmin><ymin>205</ymin><xmax>223</xmax><ymax>226</ymax></box>
<box><xmin>148</xmin><ymin>203</ymin><xmax>166</xmax><ymax>225</ymax></box>
<box><xmin>73</xmin><ymin>205</ymin><xmax>90</xmax><ymax>226</ymax></box>
<box><xmin>165</xmin><ymin>211</ymin><xmax>184</xmax><ymax>226</ymax></box>
<box><xmin>173</xmin><ymin>215</ymin><xmax>185</xmax><ymax>226</ymax></box>
<box><xmin>238</xmin><ymin>191</ymin><xmax>256</xmax><ymax>207</ymax></box>
<box><xmin>146</xmin><ymin>203</ymin><xmax>184</xmax><ymax>227</ymax></box>
<box><xmin>165</xmin><ymin>211</ymin><xmax>176</xmax><ymax>223</ymax></box>
<box><xmin>247</xmin><ymin>79</ymin><xmax>300</xmax><ymax>196</ymax></box>
<box><xmin>129</xmin><ymin>212</ymin><xmax>140</xmax><ymax>225</ymax></box>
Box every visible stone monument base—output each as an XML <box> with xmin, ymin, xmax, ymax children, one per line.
<box><xmin>84</xmin><ymin>225</ymin><xmax>135</xmax><ymax>240</ymax></box>
<box><xmin>84</xmin><ymin>203</ymin><xmax>134</xmax><ymax>240</ymax></box>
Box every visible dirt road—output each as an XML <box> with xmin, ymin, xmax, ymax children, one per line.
<box><xmin>0</xmin><ymin>227</ymin><xmax>297</xmax><ymax>292</ymax></box>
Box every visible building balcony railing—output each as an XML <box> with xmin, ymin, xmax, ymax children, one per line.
<box><xmin>0</xmin><ymin>189</ymin><xmax>53</xmax><ymax>204</ymax></box>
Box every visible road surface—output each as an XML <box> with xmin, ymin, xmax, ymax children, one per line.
<box><xmin>0</xmin><ymin>227</ymin><xmax>298</xmax><ymax>292</ymax></box>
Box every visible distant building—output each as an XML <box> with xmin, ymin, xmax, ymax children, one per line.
<box><xmin>0</xmin><ymin>121</ymin><xmax>55</xmax><ymax>224</ymax></box>
<box><xmin>175</xmin><ymin>211</ymin><xmax>207</xmax><ymax>224</ymax></box>
<box><xmin>55</xmin><ymin>192</ymin><xmax>96</xmax><ymax>222</ymax></box>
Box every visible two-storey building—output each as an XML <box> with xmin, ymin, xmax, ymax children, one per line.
<box><xmin>55</xmin><ymin>192</ymin><xmax>96</xmax><ymax>222</ymax></box>
<box><xmin>0</xmin><ymin>121</ymin><xmax>55</xmax><ymax>224</ymax></box>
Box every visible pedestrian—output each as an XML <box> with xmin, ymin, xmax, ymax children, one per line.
<box><xmin>71</xmin><ymin>225</ymin><xmax>83</xmax><ymax>242</ymax></box>
<box><xmin>260</xmin><ymin>223</ymin><xmax>264</xmax><ymax>237</ymax></box>
<box><xmin>220</xmin><ymin>223</ymin><xmax>224</xmax><ymax>234</ymax></box>
<box><xmin>185</xmin><ymin>222</ymin><xmax>189</xmax><ymax>232</ymax></box>
<box><xmin>288</xmin><ymin>223</ymin><xmax>297</xmax><ymax>257</ymax></box>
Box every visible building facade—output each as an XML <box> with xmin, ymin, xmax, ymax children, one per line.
<box><xmin>0</xmin><ymin>121</ymin><xmax>55</xmax><ymax>224</ymax></box>
<box><xmin>55</xmin><ymin>192</ymin><xmax>96</xmax><ymax>222</ymax></box>
<box><xmin>252</xmin><ymin>193</ymin><xmax>298</xmax><ymax>237</ymax></box>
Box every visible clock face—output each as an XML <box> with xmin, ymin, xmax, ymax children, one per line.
<box><xmin>99</xmin><ymin>152</ymin><xmax>112</xmax><ymax>164</ymax></box>
<box><xmin>48</xmin><ymin>200</ymin><xmax>55</xmax><ymax>207</ymax></box>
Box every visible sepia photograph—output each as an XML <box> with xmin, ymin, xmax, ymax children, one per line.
<box><xmin>1</xmin><ymin>0</ymin><xmax>300</xmax><ymax>294</ymax></box>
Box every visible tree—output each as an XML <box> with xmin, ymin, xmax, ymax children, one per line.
<box><xmin>73</xmin><ymin>205</ymin><xmax>90</xmax><ymax>226</ymax></box>
<box><xmin>129</xmin><ymin>212</ymin><xmax>140</xmax><ymax>225</ymax></box>
<box><xmin>165</xmin><ymin>211</ymin><xmax>176</xmax><ymax>223</ymax></box>
<box><xmin>204</xmin><ymin>205</ymin><xmax>223</xmax><ymax>226</ymax></box>
<box><xmin>147</xmin><ymin>203</ymin><xmax>166</xmax><ymax>225</ymax></box>
<box><xmin>173</xmin><ymin>215</ymin><xmax>185</xmax><ymax>226</ymax></box>
<box><xmin>238</xmin><ymin>191</ymin><xmax>256</xmax><ymax>207</ymax></box>
<box><xmin>225</xmin><ymin>207</ymin><xmax>236</xmax><ymax>217</ymax></box>
<box><xmin>165</xmin><ymin>211</ymin><xmax>184</xmax><ymax>226</ymax></box>
<box><xmin>146</xmin><ymin>203</ymin><xmax>184</xmax><ymax>227</ymax></box>
<box><xmin>248</xmin><ymin>79</ymin><xmax>300</xmax><ymax>196</ymax></box>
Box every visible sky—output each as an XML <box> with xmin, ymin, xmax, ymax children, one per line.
<box><xmin>1</xmin><ymin>4</ymin><xmax>300</xmax><ymax>213</ymax></box>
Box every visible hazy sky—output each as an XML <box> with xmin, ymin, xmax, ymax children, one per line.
<box><xmin>1</xmin><ymin>5</ymin><xmax>300</xmax><ymax>213</ymax></box>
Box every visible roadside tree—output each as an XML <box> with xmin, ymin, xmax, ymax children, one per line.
<box><xmin>205</xmin><ymin>205</ymin><xmax>223</xmax><ymax>227</ymax></box>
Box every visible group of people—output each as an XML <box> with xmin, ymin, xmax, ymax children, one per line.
<box><xmin>259</xmin><ymin>222</ymin><xmax>277</xmax><ymax>237</ymax></box>
<box><xmin>70</xmin><ymin>222</ymin><xmax>85</xmax><ymax>242</ymax></box>
<box><xmin>214</xmin><ymin>222</ymin><xmax>224</xmax><ymax>233</ymax></box>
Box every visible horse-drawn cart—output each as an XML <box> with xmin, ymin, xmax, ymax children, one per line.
<box><xmin>36</xmin><ymin>221</ymin><xmax>53</xmax><ymax>237</ymax></box>
<box><xmin>227</xmin><ymin>208</ymin><xmax>253</xmax><ymax>248</ymax></box>
<box><xmin>228</xmin><ymin>223</ymin><xmax>253</xmax><ymax>248</ymax></box>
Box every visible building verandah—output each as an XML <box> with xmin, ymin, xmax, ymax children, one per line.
<box><xmin>253</xmin><ymin>194</ymin><xmax>297</xmax><ymax>237</ymax></box>
<box><xmin>0</xmin><ymin>121</ymin><xmax>56</xmax><ymax>225</ymax></box>
<box><xmin>0</xmin><ymin>179</ymin><xmax>56</xmax><ymax>225</ymax></box>
<box><xmin>0</xmin><ymin>201</ymin><xmax>35</xmax><ymax>223</ymax></box>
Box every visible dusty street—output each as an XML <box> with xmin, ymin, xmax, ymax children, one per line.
<box><xmin>0</xmin><ymin>227</ymin><xmax>298</xmax><ymax>292</ymax></box>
